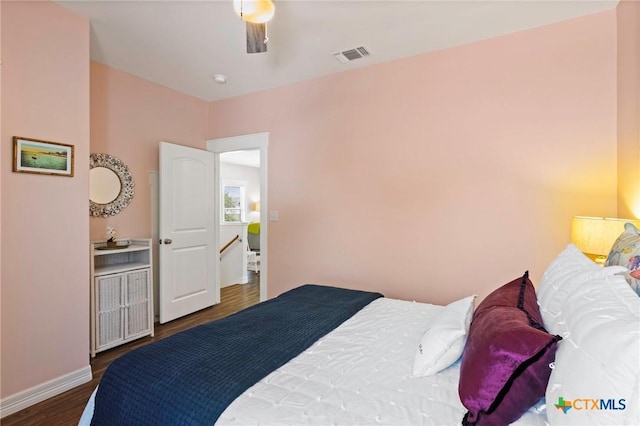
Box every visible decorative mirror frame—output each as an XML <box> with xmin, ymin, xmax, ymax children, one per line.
<box><xmin>89</xmin><ymin>153</ymin><xmax>135</xmax><ymax>217</ymax></box>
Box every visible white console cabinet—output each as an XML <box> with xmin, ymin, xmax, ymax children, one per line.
<box><xmin>90</xmin><ymin>238</ymin><xmax>154</xmax><ymax>357</ymax></box>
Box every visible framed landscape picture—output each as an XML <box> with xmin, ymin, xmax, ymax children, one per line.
<box><xmin>13</xmin><ymin>136</ymin><xmax>74</xmax><ymax>177</ymax></box>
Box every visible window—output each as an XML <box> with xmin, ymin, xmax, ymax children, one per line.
<box><xmin>222</xmin><ymin>181</ymin><xmax>245</xmax><ymax>223</ymax></box>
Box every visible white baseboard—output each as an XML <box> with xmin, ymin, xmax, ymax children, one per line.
<box><xmin>221</xmin><ymin>274</ymin><xmax>248</xmax><ymax>288</ymax></box>
<box><xmin>0</xmin><ymin>365</ymin><xmax>92</xmax><ymax>418</ymax></box>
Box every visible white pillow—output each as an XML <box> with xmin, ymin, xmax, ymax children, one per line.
<box><xmin>544</xmin><ymin>272</ymin><xmax>640</xmax><ymax>425</ymax></box>
<box><xmin>412</xmin><ymin>295</ymin><xmax>475</xmax><ymax>377</ymax></box>
<box><xmin>536</xmin><ymin>244</ymin><xmax>626</xmax><ymax>335</ymax></box>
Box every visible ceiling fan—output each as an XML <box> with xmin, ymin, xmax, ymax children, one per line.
<box><xmin>233</xmin><ymin>0</ymin><xmax>275</xmax><ymax>54</ymax></box>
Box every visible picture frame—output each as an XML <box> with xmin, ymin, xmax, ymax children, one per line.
<box><xmin>13</xmin><ymin>136</ymin><xmax>74</xmax><ymax>177</ymax></box>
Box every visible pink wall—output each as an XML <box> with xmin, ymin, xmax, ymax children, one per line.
<box><xmin>209</xmin><ymin>11</ymin><xmax>619</xmax><ymax>304</ymax></box>
<box><xmin>1</xmin><ymin>0</ymin><xmax>90</xmax><ymax>398</ymax></box>
<box><xmin>617</xmin><ymin>0</ymin><xmax>640</xmax><ymax>219</ymax></box>
<box><xmin>89</xmin><ymin>62</ymin><xmax>209</xmax><ymax>240</ymax></box>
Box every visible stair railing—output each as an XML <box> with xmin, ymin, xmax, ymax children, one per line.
<box><xmin>220</xmin><ymin>234</ymin><xmax>241</xmax><ymax>256</ymax></box>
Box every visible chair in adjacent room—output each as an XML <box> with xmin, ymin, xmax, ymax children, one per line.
<box><xmin>247</xmin><ymin>222</ymin><xmax>260</xmax><ymax>273</ymax></box>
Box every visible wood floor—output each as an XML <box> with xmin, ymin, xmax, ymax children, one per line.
<box><xmin>2</xmin><ymin>277</ymin><xmax>260</xmax><ymax>426</ymax></box>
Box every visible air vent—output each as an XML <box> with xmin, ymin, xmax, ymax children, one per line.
<box><xmin>333</xmin><ymin>46</ymin><xmax>370</xmax><ymax>63</ymax></box>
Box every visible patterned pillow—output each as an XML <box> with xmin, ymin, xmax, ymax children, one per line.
<box><xmin>606</xmin><ymin>223</ymin><xmax>640</xmax><ymax>296</ymax></box>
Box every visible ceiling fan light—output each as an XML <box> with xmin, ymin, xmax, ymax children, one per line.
<box><xmin>233</xmin><ymin>0</ymin><xmax>275</xmax><ymax>24</ymax></box>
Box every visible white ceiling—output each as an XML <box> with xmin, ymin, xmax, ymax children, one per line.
<box><xmin>221</xmin><ymin>149</ymin><xmax>261</xmax><ymax>167</ymax></box>
<box><xmin>55</xmin><ymin>1</ymin><xmax>619</xmax><ymax>102</ymax></box>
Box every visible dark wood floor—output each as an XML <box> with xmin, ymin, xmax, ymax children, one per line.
<box><xmin>2</xmin><ymin>277</ymin><xmax>260</xmax><ymax>426</ymax></box>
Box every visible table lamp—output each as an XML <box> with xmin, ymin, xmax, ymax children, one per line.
<box><xmin>571</xmin><ymin>216</ymin><xmax>640</xmax><ymax>264</ymax></box>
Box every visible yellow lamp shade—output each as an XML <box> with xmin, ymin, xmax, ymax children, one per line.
<box><xmin>571</xmin><ymin>216</ymin><xmax>640</xmax><ymax>259</ymax></box>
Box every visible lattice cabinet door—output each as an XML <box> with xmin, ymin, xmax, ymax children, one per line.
<box><xmin>125</xmin><ymin>269</ymin><xmax>152</xmax><ymax>338</ymax></box>
<box><xmin>95</xmin><ymin>273</ymin><xmax>125</xmax><ymax>351</ymax></box>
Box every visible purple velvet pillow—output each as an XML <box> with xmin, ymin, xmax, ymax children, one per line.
<box><xmin>458</xmin><ymin>272</ymin><xmax>561</xmax><ymax>426</ymax></box>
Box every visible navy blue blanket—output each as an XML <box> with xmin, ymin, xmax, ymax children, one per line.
<box><xmin>91</xmin><ymin>284</ymin><xmax>382</xmax><ymax>425</ymax></box>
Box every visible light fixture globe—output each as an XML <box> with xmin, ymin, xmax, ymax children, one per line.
<box><xmin>233</xmin><ymin>0</ymin><xmax>275</xmax><ymax>24</ymax></box>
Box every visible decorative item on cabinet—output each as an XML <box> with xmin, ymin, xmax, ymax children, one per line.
<box><xmin>90</xmin><ymin>238</ymin><xmax>153</xmax><ymax>357</ymax></box>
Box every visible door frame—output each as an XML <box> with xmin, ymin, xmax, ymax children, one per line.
<box><xmin>207</xmin><ymin>132</ymin><xmax>268</xmax><ymax>302</ymax></box>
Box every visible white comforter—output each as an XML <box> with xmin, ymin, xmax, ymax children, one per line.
<box><xmin>218</xmin><ymin>298</ymin><xmax>548</xmax><ymax>425</ymax></box>
<box><xmin>80</xmin><ymin>298</ymin><xmax>548</xmax><ymax>425</ymax></box>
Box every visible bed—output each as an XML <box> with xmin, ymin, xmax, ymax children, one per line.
<box><xmin>79</xmin><ymin>244</ymin><xmax>640</xmax><ymax>426</ymax></box>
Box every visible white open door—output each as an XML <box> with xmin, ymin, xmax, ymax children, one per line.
<box><xmin>159</xmin><ymin>141</ymin><xmax>218</xmax><ymax>323</ymax></box>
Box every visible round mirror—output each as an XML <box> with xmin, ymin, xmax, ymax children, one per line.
<box><xmin>89</xmin><ymin>153</ymin><xmax>134</xmax><ymax>217</ymax></box>
<box><xmin>90</xmin><ymin>167</ymin><xmax>121</xmax><ymax>204</ymax></box>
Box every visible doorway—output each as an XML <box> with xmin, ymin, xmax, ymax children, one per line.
<box><xmin>207</xmin><ymin>133</ymin><xmax>268</xmax><ymax>302</ymax></box>
<box><xmin>219</xmin><ymin>151</ymin><xmax>260</xmax><ymax>288</ymax></box>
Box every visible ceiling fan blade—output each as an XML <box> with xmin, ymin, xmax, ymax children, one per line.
<box><xmin>246</xmin><ymin>22</ymin><xmax>267</xmax><ymax>54</ymax></box>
